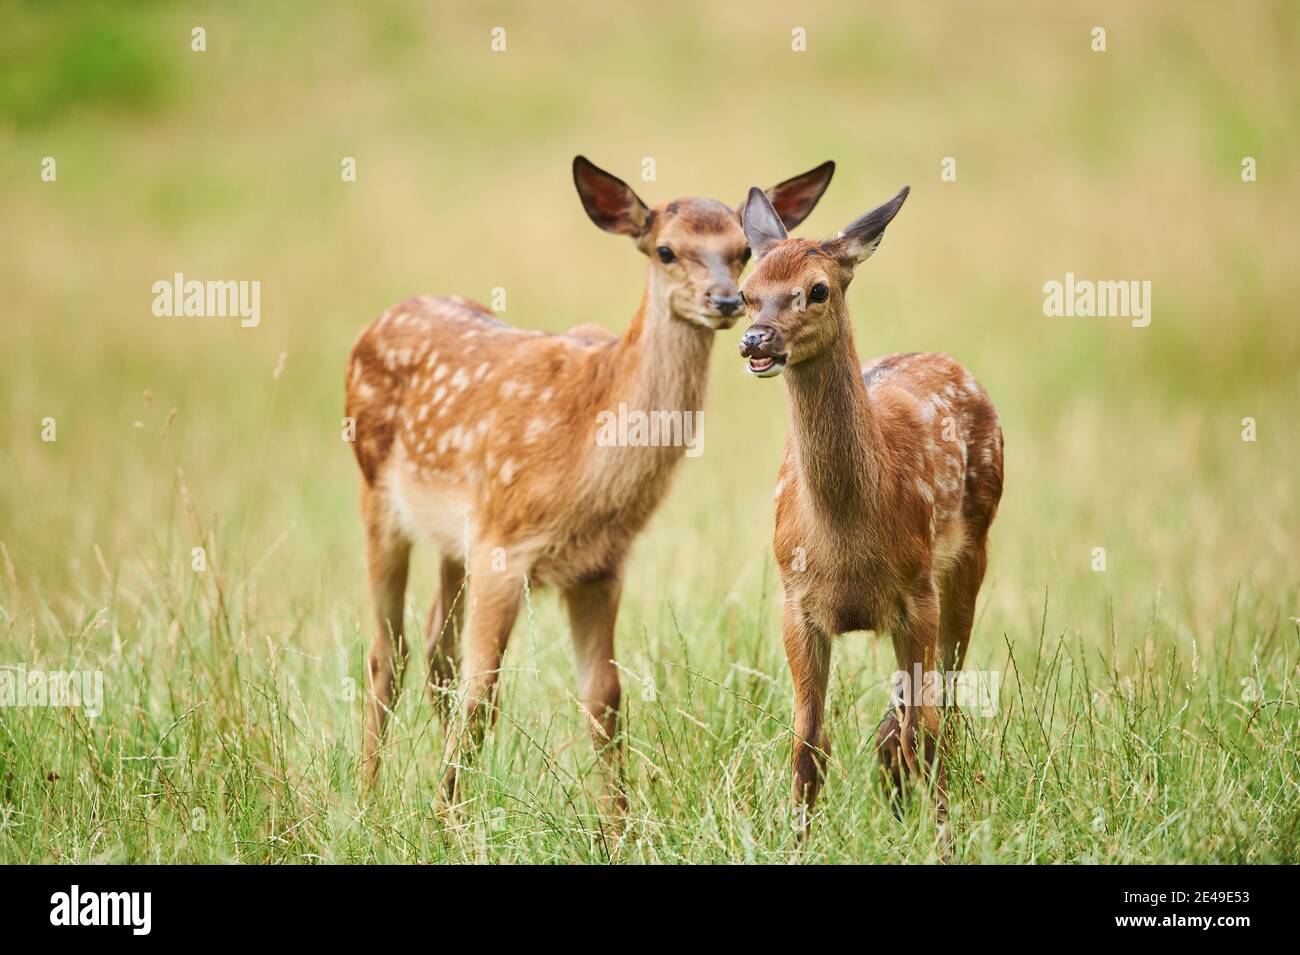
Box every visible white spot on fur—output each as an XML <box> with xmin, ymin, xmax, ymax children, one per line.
<box><xmin>524</xmin><ymin>418</ymin><xmax>549</xmax><ymax>443</ymax></box>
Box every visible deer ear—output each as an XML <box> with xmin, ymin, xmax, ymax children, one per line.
<box><xmin>824</xmin><ymin>186</ymin><xmax>909</xmax><ymax>266</ymax></box>
<box><xmin>762</xmin><ymin>160</ymin><xmax>835</xmax><ymax>230</ymax></box>
<box><xmin>741</xmin><ymin>186</ymin><xmax>789</xmax><ymax>260</ymax></box>
<box><xmin>573</xmin><ymin>156</ymin><xmax>652</xmax><ymax>239</ymax></box>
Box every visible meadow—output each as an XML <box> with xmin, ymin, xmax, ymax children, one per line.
<box><xmin>0</xmin><ymin>1</ymin><xmax>1296</xmax><ymax>863</ymax></box>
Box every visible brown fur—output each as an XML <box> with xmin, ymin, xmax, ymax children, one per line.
<box><xmin>347</xmin><ymin>283</ymin><xmax>716</xmax><ymax>805</ymax></box>
<box><xmin>346</xmin><ymin>158</ymin><xmax>836</xmax><ymax>805</ymax></box>
<box><xmin>740</xmin><ymin>196</ymin><xmax>1003</xmax><ymax>827</ymax></box>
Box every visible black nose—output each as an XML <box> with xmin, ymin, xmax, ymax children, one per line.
<box><xmin>714</xmin><ymin>295</ymin><xmax>743</xmax><ymax>317</ymax></box>
<box><xmin>740</xmin><ymin>327</ymin><xmax>773</xmax><ymax>356</ymax></box>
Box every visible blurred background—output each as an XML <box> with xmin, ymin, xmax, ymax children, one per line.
<box><xmin>4</xmin><ymin>0</ymin><xmax>1296</xmax><ymax>632</ymax></box>
<box><xmin>0</xmin><ymin>1</ymin><xmax>1297</xmax><ymax>860</ymax></box>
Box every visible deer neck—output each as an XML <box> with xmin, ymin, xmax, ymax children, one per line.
<box><xmin>783</xmin><ymin>310</ymin><xmax>883</xmax><ymax>524</ymax></box>
<box><xmin>576</xmin><ymin>269</ymin><xmax>714</xmax><ymax>519</ymax></box>
<box><xmin>612</xmin><ymin>270</ymin><xmax>713</xmax><ymax>415</ymax></box>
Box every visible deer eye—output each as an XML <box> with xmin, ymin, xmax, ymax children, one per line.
<box><xmin>809</xmin><ymin>282</ymin><xmax>830</xmax><ymax>303</ymax></box>
<box><xmin>656</xmin><ymin>246</ymin><xmax>675</xmax><ymax>264</ymax></box>
<box><xmin>738</xmin><ymin>248</ymin><xmax>752</xmax><ymax>266</ymax></box>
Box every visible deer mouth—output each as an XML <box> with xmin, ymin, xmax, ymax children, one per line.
<box><xmin>746</xmin><ymin>355</ymin><xmax>786</xmax><ymax>378</ymax></box>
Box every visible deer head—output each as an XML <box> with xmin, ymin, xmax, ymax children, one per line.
<box><xmin>573</xmin><ymin>157</ymin><xmax>836</xmax><ymax>331</ymax></box>
<box><xmin>737</xmin><ymin>185</ymin><xmax>909</xmax><ymax>376</ymax></box>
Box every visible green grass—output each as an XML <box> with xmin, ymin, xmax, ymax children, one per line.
<box><xmin>2</xmin><ymin>510</ymin><xmax>1295</xmax><ymax>863</ymax></box>
<box><xmin>1</xmin><ymin>0</ymin><xmax>1297</xmax><ymax>863</ymax></box>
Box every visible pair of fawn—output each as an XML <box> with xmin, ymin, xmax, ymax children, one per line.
<box><xmin>345</xmin><ymin>157</ymin><xmax>1003</xmax><ymax>826</ymax></box>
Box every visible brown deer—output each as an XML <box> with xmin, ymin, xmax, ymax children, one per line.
<box><xmin>346</xmin><ymin>157</ymin><xmax>836</xmax><ymax>804</ymax></box>
<box><xmin>737</xmin><ymin>185</ymin><xmax>1003</xmax><ymax>826</ymax></box>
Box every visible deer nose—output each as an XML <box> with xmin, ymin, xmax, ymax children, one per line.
<box><xmin>713</xmin><ymin>295</ymin><xmax>743</xmax><ymax>317</ymax></box>
<box><xmin>740</xmin><ymin>326</ymin><xmax>774</xmax><ymax>357</ymax></box>
<box><xmin>706</xmin><ymin>286</ymin><xmax>743</xmax><ymax>317</ymax></box>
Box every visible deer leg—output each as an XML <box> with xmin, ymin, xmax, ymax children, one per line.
<box><xmin>563</xmin><ymin>574</ymin><xmax>626</xmax><ymax>815</ymax></box>
<box><xmin>425</xmin><ymin>556</ymin><xmax>466</xmax><ymax>722</ymax></box>
<box><xmin>877</xmin><ymin>581</ymin><xmax>946</xmax><ymax>817</ymax></box>
<box><xmin>782</xmin><ymin>600</ymin><xmax>832</xmax><ymax>826</ymax></box>
<box><xmin>361</xmin><ymin>484</ymin><xmax>412</xmax><ymax>787</ymax></box>
<box><xmin>931</xmin><ymin>539</ymin><xmax>991</xmax><ymax>766</ymax></box>
<box><xmin>439</xmin><ymin>548</ymin><xmax>522</xmax><ymax>803</ymax></box>
<box><xmin>939</xmin><ymin>539</ymin><xmax>988</xmax><ymax>674</ymax></box>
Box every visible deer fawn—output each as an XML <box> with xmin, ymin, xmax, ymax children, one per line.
<box><xmin>737</xmin><ymin>185</ymin><xmax>1003</xmax><ymax>826</ymax></box>
<box><xmin>346</xmin><ymin>156</ymin><xmax>835</xmax><ymax>804</ymax></box>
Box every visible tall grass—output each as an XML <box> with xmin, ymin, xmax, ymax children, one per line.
<box><xmin>2</xmin><ymin>489</ymin><xmax>1295</xmax><ymax>862</ymax></box>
